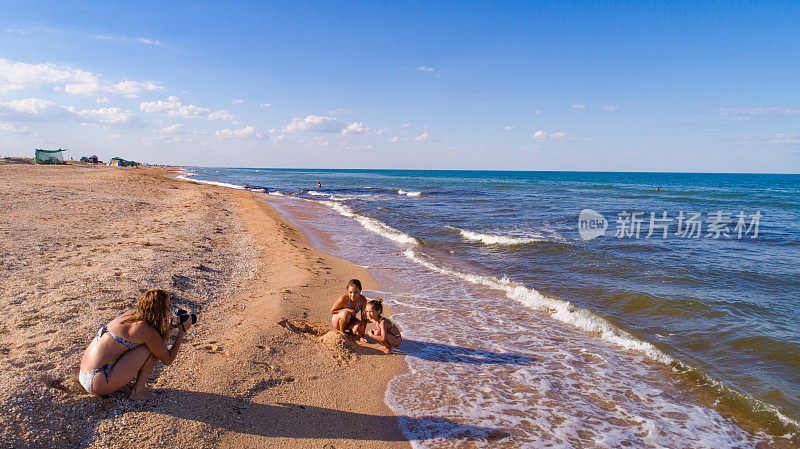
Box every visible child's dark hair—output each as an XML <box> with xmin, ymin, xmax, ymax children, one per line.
<box><xmin>347</xmin><ymin>279</ymin><xmax>362</xmax><ymax>290</ymax></box>
<box><xmin>366</xmin><ymin>298</ymin><xmax>383</xmax><ymax>315</ymax></box>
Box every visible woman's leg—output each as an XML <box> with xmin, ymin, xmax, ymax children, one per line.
<box><xmin>351</xmin><ymin>319</ymin><xmax>366</xmax><ymax>338</ymax></box>
<box><xmin>91</xmin><ymin>345</ymin><xmax>153</xmax><ymax>395</ymax></box>
<box><xmin>129</xmin><ymin>354</ymin><xmax>157</xmax><ymax>400</ymax></box>
<box><xmin>331</xmin><ymin>310</ymin><xmax>352</xmax><ymax>332</ymax></box>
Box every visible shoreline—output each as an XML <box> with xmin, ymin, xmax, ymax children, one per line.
<box><xmin>0</xmin><ymin>163</ymin><xmax>410</xmax><ymax>448</ymax></box>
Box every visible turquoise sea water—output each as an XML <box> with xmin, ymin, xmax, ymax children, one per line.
<box><xmin>181</xmin><ymin>168</ymin><xmax>800</xmax><ymax>446</ymax></box>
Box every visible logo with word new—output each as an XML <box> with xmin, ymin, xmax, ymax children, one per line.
<box><xmin>579</xmin><ymin>209</ymin><xmax>608</xmax><ymax>241</ymax></box>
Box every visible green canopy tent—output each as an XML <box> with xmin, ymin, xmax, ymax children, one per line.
<box><xmin>34</xmin><ymin>148</ymin><xmax>67</xmax><ymax>165</ymax></box>
<box><xmin>108</xmin><ymin>157</ymin><xmax>140</xmax><ymax>167</ymax></box>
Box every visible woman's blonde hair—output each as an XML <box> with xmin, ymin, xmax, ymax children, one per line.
<box><xmin>123</xmin><ymin>289</ymin><xmax>172</xmax><ymax>339</ymax></box>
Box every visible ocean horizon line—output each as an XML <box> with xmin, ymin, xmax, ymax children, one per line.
<box><xmin>176</xmin><ymin>166</ymin><xmax>800</xmax><ymax>176</ymax></box>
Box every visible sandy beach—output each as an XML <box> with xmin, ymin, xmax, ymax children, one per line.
<box><xmin>0</xmin><ymin>162</ymin><xmax>409</xmax><ymax>448</ymax></box>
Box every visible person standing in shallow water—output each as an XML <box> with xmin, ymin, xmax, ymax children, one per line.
<box><xmin>330</xmin><ymin>279</ymin><xmax>367</xmax><ymax>340</ymax></box>
<box><xmin>79</xmin><ymin>289</ymin><xmax>192</xmax><ymax>400</ymax></box>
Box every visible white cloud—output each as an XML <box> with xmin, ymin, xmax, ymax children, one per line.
<box><xmin>313</xmin><ymin>137</ymin><xmax>331</xmax><ymax>147</ymax></box>
<box><xmin>0</xmin><ymin>58</ymin><xmax>164</xmax><ymax>97</ymax></box>
<box><xmin>603</xmin><ymin>105</ymin><xmax>621</xmax><ymax>111</ymax></box>
<box><xmin>283</xmin><ymin>115</ymin><xmax>343</xmax><ymax>133</ymax></box>
<box><xmin>140</xmin><ymin>96</ymin><xmax>234</xmax><ymax>121</ymax></box>
<box><xmin>532</xmin><ymin>130</ymin><xmax>589</xmax><ymax>142</ymax></box>
<box><xmin>342</xmin><ymin>122</ymin><xmax>370</xmax><ymax>135</ymax></box>
<box><xmin>259</xmin><ymin>103</ymin><xmax>273</xmax><ymax>108</ymax></box>
<box><xmin>388</xmin><ymin>136</ymin><xmax>400</xmax><ymax>143</ymax></box>
<box><xmin>230</xmin><ymin>99</ymin><xmax>245</xmax><ymax>104</ymax></box>
<box><xmin>504</xmin><ymin>125</ymin><xmax>516</xmax><ymax>131</ymax></box>
<box><xmin>137</xmin><ymin>38</ymin><xmax>163</xmax><ymax>46</ymax></box>
<box><xmin>571</xmin><ymin>104</ymin><xmax>586</xmax><ymax>110</ymax></box>
<box><xmin>0</xmin><ymin>98</ymin><xmax>68</xmax><ymax>121</ymax></box>
<box><xmin>416</xmin><ymin>66</ymin><xmax>435</xmax><ymax>72</ymax></box>
<box><xmin>272</xmin><ymin>134</ymin><xmax>294</xmax><ymax>144</ymax></box>
<box><xmin>215</xmin><ymin>126</ymin><xmax>264</xmax><ymax>139</ymax></box>
<box><xmin>96</xmin><ymin>96</ymin><xmax>110</xmax><ymax>104</ymax></box>
<box><xmin>734</xmin><ymin>133</ymin><xmax>800</xmax><ymax>146</ymax></box>
<box><xmin>0</xmin><ymin>98</ymin><xmax>144</xmax><ymax>128</ymax></box>
<box><xmin>96</xmin><ymin>34</ymin><xmax>163</xmax><ymax>47</ymax></box>
<box><xmin>65</xmin><ymin>106</ymin><xmax>146</xmax><ymax>128</ymax></box>
<box><xmin>208</xmin><ymin>109</ymin><xmax>235</xmax><ymax>121</ymax></box>
<box><xmin>62</xmin><ymin>79</ymin><xmax>163</xmax><ymax>96</ymax></box>
<box><xmin>718</xmin><ymin>106</ymin><xmax>799</xmax><ymax>120</ymax></box>
<box><xmin>412</xmin><ymin>132</ymin><xmax>433</xmax><ymax>142</ymax></box>
<box><xmin>0</xmin><ymin>122</ymin><xmax>28</xmax><ymax>133</ymax></box>
<box><xmin>154</xmin><ymin>124</ymin><xmax>187</xmax><ymax>135</ymax></box>
<box><xmin>5</xmin><ymin>29</ymin><xmax>28</xmax><ymax>35</ymax></box>
<box><xmin>1</xmin><ymin>98</ymin><xmax>60</xmax><ymax>115</ymax></box>
<box><xmin>401</xmin><ymin>123</ymin><xmax>411</xmax><ymax>127</ymax></box>
<box><xmin>534</xmin><ymin>110</ymin><xmax>542</xmax><ymax>115</ymax></box>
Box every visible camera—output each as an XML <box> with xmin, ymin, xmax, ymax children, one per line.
<box><xmin>171</xmin><ymin>309</ymin><xmax>197</xmax><ymax>328</ymax></box>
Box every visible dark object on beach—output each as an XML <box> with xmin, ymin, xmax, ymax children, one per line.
<box><xmin>171</xmin><ymin>309</ymin><xmax>197</xmax><ymax>328</ymax></box>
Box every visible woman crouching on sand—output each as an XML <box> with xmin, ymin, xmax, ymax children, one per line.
<box><xmin>331</xmin><ymin>279</ymin><xmax>367</xmax><ymax>339</ymax></box>
<box><xmin>365</xmin><ymin>299</ymin><xmax>402</xmax><ymax>354</ymax></box>
<box><xmin>79</xmin><ymin>289</ymin><xmax>191</xmax><ymax>400</ymax></box>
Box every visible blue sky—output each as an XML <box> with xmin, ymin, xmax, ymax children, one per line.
<box><xmin>0</xmin><ymin>1</ymin><xmax>798</xmax><ymax>172</ymax></box>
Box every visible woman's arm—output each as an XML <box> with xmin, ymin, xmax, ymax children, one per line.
<box><xmin>370</xmin><ymin>319</ymin><xmax>387</xmax><ymax>341</ymax></box>
<box><xmin>138</xmin><ymin>322</ymin><xmax>185</xmax><ymax>365</ymax></box>
<box><xmin>331</xmin><ymin>294</ymin><xmax>354</xmax><ymax>315</ymax></box>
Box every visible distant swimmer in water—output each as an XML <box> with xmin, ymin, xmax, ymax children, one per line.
<box><xmin>364</xmin><ymin>298</ymin><xmax>401</xmax><ymax>354</ymax></box>
<box><xmin>331</xmin><ymin>279</ymin><xmax>367</xmax><ymax>340</ymax></box>
<box><xmin>317</xmin><ymin>181</ymin><xmax>322</xmax><ymax>189</ymax></box>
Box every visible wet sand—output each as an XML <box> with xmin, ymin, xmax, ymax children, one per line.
<box><xmin>0</xmin><ymin>162</ymin><xmax>409</xmax><ymax>448</ymax></box>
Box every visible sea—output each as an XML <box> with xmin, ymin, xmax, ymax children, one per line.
<box><xmin>178</xmin><ymin>168</ymin><xmax>799</xmax><ymax>448</ymax></box>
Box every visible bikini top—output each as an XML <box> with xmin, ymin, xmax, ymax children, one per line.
<box><xmin>97</xmin><ymin>325</ymin><xmax>140</xmax><ymax>350</ymax></box>
<box><xmin>380</xmin><ymin>317</ymin><xmax>401</xmax><ymax>338</ymax></box>
<box><xmin>347</xmin><ymin>296</ymin><xmax>362</xmax><ymax>314</ymax></box>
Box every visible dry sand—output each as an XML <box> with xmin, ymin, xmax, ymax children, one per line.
<box><xmin>0</xmin><ymin>162</ymin><xmax>410</xmax><ymax>448</ymax></box>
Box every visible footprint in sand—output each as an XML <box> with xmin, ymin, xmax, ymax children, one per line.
<box><xmin>192</xmin><ymin>340</ymin><xmax>225</xmax><ymax>354</ymax></box>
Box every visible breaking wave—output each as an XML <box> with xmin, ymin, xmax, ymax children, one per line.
<box><xmin>447</xmin><ymin>226</ymin><xmax>548</xmax><ymax>245</ymax></box>
<box><xmin>319</xmin><ymin>200</ymin><xmax>419</xmax><ymax>246</ymax></box>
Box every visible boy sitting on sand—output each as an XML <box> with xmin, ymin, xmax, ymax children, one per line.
<box><xmin>364</xmin><ymin>299</ymin><xmax>402</xmax><ymax>354</ymax></box>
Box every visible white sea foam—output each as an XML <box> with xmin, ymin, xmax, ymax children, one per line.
<box><xmin>397</xmin><ymin>189</ymin><xmax>422</xmax><ymax>197</ymax></box>
<box><xmin>402</xmin><ymin>248</ymin><xmax>673</xmax><ymax>364</ymax></box>
<box><xmin>448</xmin><ymin>226</ymin><xmax>547</xmax><ymax>245</ymax></box>
<box><xmin>320</xmin><ymin>200</ymin><xmax>419</xmax><ymax>246</ymax></box>
<box><xmin>268</xmin><ymin>191</ymin><xmax>284</xmax><ymax>196</ymax></box>
<box><xmin>174</xmin><ymin>174</ymin><xmax>247</xmax><ymax>190</ymax></box>
<box><xmin>307</xmin><ymin>190</ymin><xmax>328</xmax><ymax>196</ymax></box>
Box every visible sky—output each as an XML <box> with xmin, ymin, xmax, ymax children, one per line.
<box><xmin>0</xmin><ymin>1</ymin><xmax>798</xmax><ymax>173</ymax></box>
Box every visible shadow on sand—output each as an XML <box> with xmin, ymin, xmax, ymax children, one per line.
<box><xmin>153</xmin><ymin>389</ymin><xmax>504</xmax><ymax>442</ymax></box>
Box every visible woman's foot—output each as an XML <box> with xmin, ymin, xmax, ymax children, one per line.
<box><xmin>129</xmin><ymin>388</ymin><xmax>157</xmax><ymax>401</ymax></box>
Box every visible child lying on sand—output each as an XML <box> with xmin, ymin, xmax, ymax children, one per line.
<box><xmin>365</xmin><ymin>299</ymin><xmax>402</xmax><ymax>354</ymax></box>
